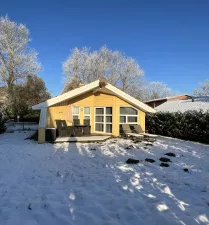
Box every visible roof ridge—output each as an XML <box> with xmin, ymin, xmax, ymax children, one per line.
<box><xmin>32</xmin><ymin>79</ymin><xmax>155</xmax><ymax>113</ymax></box>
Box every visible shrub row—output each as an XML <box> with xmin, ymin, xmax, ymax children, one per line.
<box><xmin>146</xmin><ymin>111</ymin><xmax>209</xmax><ymax>144</ymax></box>
<box><xmin>0</xmin><ymin>121</ymin><xmax>6</xmax><ymax>134</ymax></box>
<box><xmin>20</xmin><ymin>111</ymin><xmax>40</xmax><ymax>123</ymax></box>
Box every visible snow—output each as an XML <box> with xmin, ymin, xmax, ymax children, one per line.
<box><xmin>55</xmin><ymin>136</ymin><xmax>110</xmax><ymax>142</ymax></box>
<box><xmin>5</xmin><ymin>122</ymin><xmax>38</xmax><ymax>132</ymax></box>
<box><xmin>0</xmin><ymin>132</ymin><xmax>209</xmax><ymax>225</ymax></box>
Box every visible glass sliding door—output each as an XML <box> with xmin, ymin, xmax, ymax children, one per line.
<box><xmin>95</xmin><ymin>107</ymin><xmax>112</xmax><ymax>134</ymax></box>
<box><xmin>95</xmin><ymin>107</ymin><xmax>104</xmax><ymax>132</ymax></box>
<box><xmin>105</xmin><ymin>107</ymin><xmax>112</xmax><ymax>133</ymax></box>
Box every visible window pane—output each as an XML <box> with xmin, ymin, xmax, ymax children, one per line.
<box><xmin>106</xmin><ymin>124</ymin><xmax>112</xmax><ymax>133</ymax></box>
<box><xmin>106</xmin><ymin>116</ymin><xmax>112</xmax><ymax>123</ymax></box>
<box><xmin>73</xmin><ymin>106</ymin><xmax>79</xmax><ymax>114</ymax></box>
<box><xmin>120</xmin><ymin>107</ymin><xmax>137</xmax><ymax>115</ymax></box>
<box><xmin>120</xmin><ymin>107</ymin><xmax>126</xmax><ymax>115</ymax></box>
<box><xmin>106</xmin><ymin>107</ymin><xmax>112</xmax><ymax>115</ymax></box>
<box><xmin>127</xmin><ymin>107</ymin><xmax>137</xmax><ymax>115</ymax></box>
<box><xmin>84</xmin><ymin>107</ymin><xmax>90</xmax><ymax>114</ymax></box>
<box><xmin>96</xmin><ymin>108</ymin><xmax>104</xmax><ymax>115</ymax></box>
<box><xmin>120</xmin><ymin>116</ymin><xmax>126</xmax><ymax>123</ymax></box>
<box><xmin>73</xmin><ymin>115</ymin><xmax>79</xmax><ymax>120</ymax></box>
<box><xmin>128</xmin><ymin>116</ymin><xmax>137</xmax><ymax>123</ymax></box>
<box><xmin>96</xmin><ymin>116</ymin><xmax>104</xmax><ymax>122</ymax></box>
<box><xmin>95</xmin><ymin>123</ymin><xmax>104</xmax><ymax>132</ymax></box>
<box><xmin>84</xmin><ymin>116</ymin><xmax>90</xmax><ymax>120</ymax></box>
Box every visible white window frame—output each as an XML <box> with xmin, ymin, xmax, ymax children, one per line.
<box><xmin>119</xmin><ymin>106</ymin><xmax>138</xmax><ymax>124</ymax></box>
<box><xmin>105</xmin><ymin>107</ymin><xmax>113</xmax><ymax>134</ymax></box>
<box><xmin>84</xmin><ymin>107</ymin><xmax>91</xmax><ymax>123</ymax></box>
<box><xmin>94</xmin><ymin>107</ymin><xmax>112</xmax><ymax>134</ymax></box>
<box><xmin>72</xmin><ymin>106</ymin><xmax>80</xmax><ymax>120</ymax></box>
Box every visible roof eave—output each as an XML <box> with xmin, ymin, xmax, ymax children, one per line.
<box><xmin>32</xmin><ymin>80</ymin><xmax>156</xmax><ymax>113</ymax></box>
<box><xmin>105</xmin><ymin>84</ymin><xmax>156</xmax><ymax>113</ymax></box>
<box><xmin>32</xmin><ymin>80</ymin><xmax>100</xmax><ymax>110</ymax></box>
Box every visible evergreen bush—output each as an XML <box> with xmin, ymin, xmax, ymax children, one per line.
<box><xmin>146</xmin><ymin>110</ymin><xmax>209</xmax><ymax>143</ymax></box>
<box><xmin>20</xmin><ymin>111</ymin><xmax>40</xmax><ymax>123</ymax></box>
<box><xmin>0</xmin><ymin>121</ymin><xmax>6</xmax><ymax>134</ymax></box>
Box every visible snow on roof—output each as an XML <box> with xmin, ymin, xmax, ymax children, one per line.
<box><xmin>155</xmin><ymin>96</ymin><xmax>209</xmax><ymax>113</ymax></box>
<box><xmin>32</xmin><ymin>80</ymin><xmax>156</xmax><ymax>113</ymax></box>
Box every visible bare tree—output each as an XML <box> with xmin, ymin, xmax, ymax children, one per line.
<box><xmin>63</xmin><ymin>46</ymin><xmax>144</xmax><ymax>94</ymax></box>
<box><xmin>62</xmin><ymin>78</ymin><xmax>81</xmax><ymax>93</ymax></box>
<box><xmin>143</xmin><ymin>81</ymin><xmax>172</xmax><ymax>101</ymax></box>
<box><xmin>194</xmin><ymin>79</ymin><xmax>209</xmax><ymax>96</ymax></box>
<box><xmin>0</xmin><ymin>16</ymin><xmax>41</xmax><ymax>116</ymax></box>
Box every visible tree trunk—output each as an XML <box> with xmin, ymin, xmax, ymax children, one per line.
<box><xmin>7</xmin><ymin>81</ymin><xmax>17</xmax><ymax>118</ymax></box>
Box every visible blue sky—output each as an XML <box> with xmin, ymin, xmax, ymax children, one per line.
<box><xmin>1</xmin><ymin>0</ymin><xmax>209</xmax><ymax>96</ymax></box>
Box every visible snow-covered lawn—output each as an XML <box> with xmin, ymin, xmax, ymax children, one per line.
<box><xmin>0</xmin><ymin>132</ymin><xmax>209</xmax><ymax>225</ymax></box>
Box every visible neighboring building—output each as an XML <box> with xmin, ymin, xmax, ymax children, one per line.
<box><xmin>145</xmin><ymin>94</ymin><xmax>191</xmax><ymax>108</ymax></box>
<box><xmin>155</xmin><ymin>96</ymin><xmax>209</xmax><ymax>113</ymax></box>
<box><xmin>32</xmin><ymin>79</ymin><xmax>155</xmax><ymax>143</ymax></box>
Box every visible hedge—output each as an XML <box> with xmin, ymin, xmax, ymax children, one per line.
<box><xmin>0</xmin><ymin>121</ymin><xmax>6</xmax><ymax>134</ymax></box>
<box><xmin>20</xmin><ymin>111</ymin><xmax>40</xmax><ymax>123</ymax></box>
<box><xmin>145</xmin><ymin>111</ymin><xmax>209</xmax><ymax>144</ymax></box>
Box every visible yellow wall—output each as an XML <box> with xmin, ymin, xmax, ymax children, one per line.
<box><xmin>46</xmin><ymin>91</ymin><xmax>145</xmax><ymax>136</ymax></box>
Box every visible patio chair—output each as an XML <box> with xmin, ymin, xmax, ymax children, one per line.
<box><xmin>130</xmin><ymin>125</ymin><xmax>158</xmax><ymax>141</ymax></box>
<box><xmin>83</xmin><ymin>125</ymin><xmax>91</xmax><ymax>135</ymax></box>
<box><xmin>121</xmin><ymin>124</ymin><xmax>143</xmax><ymax>141</ymax></box>
<box><xmin>83</xmin><ymin>119</ymin><xmax>91</xmax><ymax>135</ymax></box>
<box><xmin>61</xmin><ymin>120</ymin><xmax>75</xmax><ymax>136</ymax></box>
<box><xmin>56</xmin><ymin>120</ymin><xmax>68</xmax><ymax>137</ymax></box>
<box><xmin>55</xmin><ymin>120</ymin><xmax>74</xmax><ymax>137</ymax></box>
<box><xmin>73</xmin><ymin>119</ymin><xmax>80</xmax><ymax>125</ymax></box>
<box><xmin>73</xmin><ymin>119</ymin><xmax>84</xmax><ymax>136</ymax></box>
<box><xmin>84</xmin><ymin>119</ymin><xmax>90</xmax><ymax>126</ymax></box>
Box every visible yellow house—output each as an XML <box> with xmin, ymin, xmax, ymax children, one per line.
<box><xmin>32</xmin><ymin>80</ymin><xmax>155</xmax><ymax>143</ymax></box>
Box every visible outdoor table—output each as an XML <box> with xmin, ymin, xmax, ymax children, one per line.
<box><xmin>73</xmin><ymin>125</ymin><xmax>91</xmax><ymax>135</ymax></box>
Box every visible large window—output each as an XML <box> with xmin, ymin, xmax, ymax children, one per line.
<box><xmin>72</xmin><ymin>106</ymin><xmax>80</xmax><ymax>120</ymax></box>
<box><xmin>120</xmin><ymin>107</ymin><xmax>138</xmax><ymax>124</ymax></box>
<box><xmin>95</xmin><ymin>107</ymin><xmax>112</xmax><ymax>133</ymax></box>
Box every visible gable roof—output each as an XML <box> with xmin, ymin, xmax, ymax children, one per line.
<box><xmin>32</xmin><ymin>80</ymin><xmax>156</xmax><ymax>113</ymax></box>
<box><xmin>155</xmin><ymin>96</ymin><xmax>209</xmax><ymax>113</ymax></box>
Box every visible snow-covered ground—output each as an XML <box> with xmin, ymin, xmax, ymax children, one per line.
<box><xmin>0</xmin><ymin>132</ymin><xmax>209</xmax><ymax>225</ymax></box>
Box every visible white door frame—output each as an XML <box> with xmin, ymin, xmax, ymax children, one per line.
<box><xmin>94</xmin><ymin>107</ymin><xmax>112</xmax><ymax>134</ymax></box>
